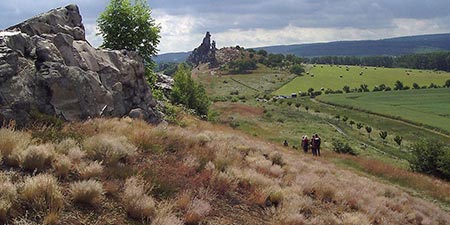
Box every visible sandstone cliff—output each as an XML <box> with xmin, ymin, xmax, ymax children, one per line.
<box><xmin>0</xmin><ymin>5</ymin><xmax>161</xmax><ymax>126</ymax></box>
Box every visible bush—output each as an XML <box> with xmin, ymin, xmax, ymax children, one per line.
<box><xmin>77</xmin><ymin>161</ymin><xmax>104</xmax><ymax>179</ymax></box>
<box><xmin>83</xmin><ymin>134</ymin><xmax>136</xmax><ymax>165</ymax></box>
<box><xmin>0</xmin><ymin>128</ymin><xmax>31</xmax><ymax>167</ymax></box>
<box><xmin>290</xmin><ymin>64</ymin><xmax>305</xmax><ymax>75</ymax></box>
<box><xmin>22</xmin><ymin>144</ymin><xmax>54</xmax><ymax>171</ymax></box>
<box><xmin>228</xmin><ymin>60</ymin><xmax>257</xmax><ymax>74</ymax></box>
<box><xmin>21</xmin><ymin>174</ymin><xmax>63</xmax><ymax>212</ymax></box>
<box><xmin>408</xmin><ymin>139</ymin><xmax>450</xmax><ymax>179</ymax></box>
<box><xmin>0</xmin><ymin>180</ymin><xmax>17</xmax><ymax>221</ymax></box>
<box><xmin>123</xmin><ymin>177</ymin><xmax>156</xmax><ymax>220</ymax></box>
<box><xmin>185</xmin><ymin>199</ymin><xmax>211</xmax><ymax>225</ymax></box>
<box><xmin>332</xmin><ymin>139</ymin><xmax>356</xmax><ymax>155</ymax></box>
<box><xmin>52</xmin><ymin>154</ymin><xmax>72</xmax><ymax>177</ymax></box>
<box><xmin>70</xmin><ymin>180</ymin><xmax>104</xmax><ymax>205</ymax></box>
<box><xmin>171</xmin><ymin>64</ymin><xmax>210</xmax><ymax>117</ymax></box>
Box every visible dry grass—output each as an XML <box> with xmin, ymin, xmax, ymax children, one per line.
<box><xmin>52</xmin><ymin>154</ymin><xmax>72</xmax><ymax>177</ymax></box>
<box><xmin>185</xmin><ymin>199</ymin><xmax>212</xmax><ymax>225</ymax></box>
<box><xmin>83</xmin><ymin>134</ymin><xmax>136</xmax><ymax>165</ymax></box>
<box><xmin>77</xmin><ymin>161</ymin><xmax>104</xmax><ymax>179</ymax></box>
<box><xmin>0</xmin><ymin>179</ymin><xmax>17</xmax><ymax>221</ymax></box>
<box><xmin>21</xmin><ymin>174</ymin><xmax>63</xmax><ymax>212</ymax></box>
<box><xmin>0</xmin><ymin>117</ymin><xmax>449</xmax><ymax>224</ymax></box>
<box><xmin>122</xmin><ymin>177</ymin><xmax>156</xmax><ymax>220</ymax></box>
<box><xmin>0</xmin><ymin>128</ymin><xmax>32</xmax><ymax>167</ymax></box>
<box><xmin>69</xmin><ymin>180</ymin><xmax>104</xmax><ymax>205</ymax></box>
<box><xmin>21</xmin><ymin>144</ymin><xmax>54</xmax><ymax>171</ymax></box>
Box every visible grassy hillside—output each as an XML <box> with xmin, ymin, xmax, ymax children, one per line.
<box><xmin>1</xmin><ymin>117</ymin><xmax>449</xmax><ymax>224</ymax></box>
<box><xmin>316</xmin><ymin>88</ymin><xmax>450</xmax><ymax>133</ymax></box>
<box><xmin>274</xmin><ymin>65</ymin><xmax>450</xmax><ymax>95</ymax></box>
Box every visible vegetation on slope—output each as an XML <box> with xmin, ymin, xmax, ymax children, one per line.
<box><xmin>0</xmin><ymin>117</ymin><xmax>449</xmax><ymax>224</ymax></box>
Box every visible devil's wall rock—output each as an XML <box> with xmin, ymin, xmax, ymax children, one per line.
<box><xmin>0</xmin><ymin>5</ymin><xmax>161</xmax><ymax>126</ymax></box>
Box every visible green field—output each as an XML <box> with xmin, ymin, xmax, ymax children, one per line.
<box><xmin>274</xmin><ymin>65</ymin><xmax>450</xmax><ymax>95</ymax></box>
<box><xmin>316</xmin><ymin>88</ymin><xmax>450</xmax><ymax>133</ymax></box>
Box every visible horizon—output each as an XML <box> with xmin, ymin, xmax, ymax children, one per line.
<box><xmin>1</xmin><ymin>0</ymin><xmax>450</xmax><ymax>54</ymax></box>
<box><xmin>157</xmin><ymin>32</ymin><xmax>450</xmax><ymax>54</ymax></box>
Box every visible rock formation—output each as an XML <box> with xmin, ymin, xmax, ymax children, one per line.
<box><xmin>0</xmin><ymin>5</ymin><xmax>161</xmax><ymax>126</ymax></box>
<box><xmin>186</xmin><ymin>32</ymin><xmax>218</xmax><ymax>67</ymax></box>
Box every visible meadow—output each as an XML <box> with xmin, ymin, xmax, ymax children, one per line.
<box><xmin>316</xmin><ymin>88</ymin><xmax>450</xmax><ymax>133</ymax></box>
<box><xmin>274</xmin><ymin>65</ymin><xmax>450</xmax><ymax>95</ymax></box>
<box><xmin>196</xmin><ymin>64</ymin><xmax>450</xmax><ymax>209</ymax></box>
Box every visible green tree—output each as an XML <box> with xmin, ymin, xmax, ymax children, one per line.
<box><xmin>97</xmin><ymin>0</ymin><xmax>160</xmax><ymax>63</ymax></box>
<box><xmin>379</xmin><ymin>131</ymin><xmax>388</xmax><ymax>143</ymax></box>
<box><xmin>408</xmin><ymin>139</ymin><xmax>450</xmax><ymax>179</ymax></box>
<box><xmin>342</xmin><ymin>85</ymin><xmax>350</xmax><ymax>93</ymax></box>
<box><xmin>445</xmin><ymin>79</ymin><xmax>450</xmax><ymax>88</ymax></box>
<box><xmin>290</xmin><ymin>64</ymin><xmax>305</xmax><ymax>75</ymax></box>
<box><xmin>356</xmin><ymin>123</ymin><xmax>363</xmax><ymax>130</ymax></box>
<box><xmin>394</xmin><ymin>135</ymin><xmax>403</xmax><ymax>150</ymax></box>
<box><xmin>342</xmin><ymin>116</ymin><xmax>348</xmax><ymax>122</ymax></box>
<box><xmin>365</xmin><ymin>126</ymin><xmax>372</xmax><ymax>138</ymax></box>
<box><xmin>394</xmin><ymin>80</ymin><xmax>404</xmax><ymax>90</ymax></box>
<box><xmin>171</xmin><ymin>64</ymin><xmax>210</xmax><ymax>116</ymax></box>
<box><xmin>349</xmin><ymin>120</ymin><xmax>355</xmax><ymax>127</ymax></box>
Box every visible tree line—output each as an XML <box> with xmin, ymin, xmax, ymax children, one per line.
<box><xmin>305</xmin><ymin>52</ymin><xmax>450</xmax><ymax>72</ymax></box>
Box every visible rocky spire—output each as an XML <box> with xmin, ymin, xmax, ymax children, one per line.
<box><xmin>186</xmin><ymin>32</ymin><xmax>218</xmax><ymax>67</ymax></box>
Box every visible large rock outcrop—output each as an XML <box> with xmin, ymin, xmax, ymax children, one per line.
<box><xmin>186</xmin><ymin>32</ymin><xmax>218</xmax><ymax>67</ymax></box>
<box><xmin>0</xmin><ymin>5</ymin><xmax>161</xmax><ymax>126</ymax></box>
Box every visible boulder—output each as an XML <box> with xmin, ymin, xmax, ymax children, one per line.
<box><xmin>0</xmin><ymin>5</ymin><xmax>161</xmax><ymax>126</ymax></box>
<box><xmin>186</xmin><ymin>32</ymin><xmax>218</xmax><ymax>68</ymax></box>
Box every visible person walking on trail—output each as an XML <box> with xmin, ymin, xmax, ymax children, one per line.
<box><xmin>302</xmin><ymin>135</ymin><xmax>309</xmax><ymax>153</ymax></box>
<box><xmin>314</xmin><ymin>134</ymin><xmax>322</xmax><ymax>156</ymax></box>
<box><xmin>311</xmin><ymin>134</ymin><xmax>317</xmax><ymax>156</ymax></box>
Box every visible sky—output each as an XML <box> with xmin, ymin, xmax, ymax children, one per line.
<box><xmin>1</xmin><ymin>0</ymin><xmax>450</xmax><ymax>54</ymax></box>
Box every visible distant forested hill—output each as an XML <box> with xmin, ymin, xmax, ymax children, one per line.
<box><xmin>256</xmin><ymin>33</ymin><xmax>450</xmax><ymax>57</ymax></box>
<box><xmin>154</xmin><ymin>33</ymin><xmax>450</xmax><ymax>63</ymax></box>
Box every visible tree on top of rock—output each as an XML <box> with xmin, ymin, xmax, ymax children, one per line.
<box><xmin>97</xmin><ymin>0</ymin><xmax>160</xmax><ymax>64</ymax></box>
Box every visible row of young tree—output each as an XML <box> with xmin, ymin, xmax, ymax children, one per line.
<box><xmin>337</xmin><ymin>114</ymin><xmax>450</xmax><ymax>180</ymax></box>
<box><xmin>306</xmin><ymin>52</ymin><xmax>450</xmax><ymax>72</ymax></box>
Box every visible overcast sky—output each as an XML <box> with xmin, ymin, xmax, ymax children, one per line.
<box><xmin>1</xmin><ymin>0</ymin><xmax>450</xmax><ymax>54</ymax></box>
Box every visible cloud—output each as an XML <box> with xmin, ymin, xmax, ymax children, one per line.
<box><xmin>1</xmin><ymin>0</ymin><xmax>450</xmax><ymax>53</ymax></box>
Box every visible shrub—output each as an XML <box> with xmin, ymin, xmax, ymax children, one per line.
<box><xmin>332</xmin><ymin>139</ymin><xmax>356</xmax><ymax>155</ymax></box>
<box><xmin>185</xmin><ymin>199</ymin><xmax>212</xmax><ymax>225</ymax></box>
<box><xmin>290</xmin><ymin>64</ymin><xmax>305</xmax><ymax>75</ymax></box>
<box><xmin>67</xmin><ymin>146</ymin><xmax>86</xmax><ymax>165</ymax></box>
<box><xmin>54</xmin><ymin>138</ymin><xmax>78</xmax><ymax>154</ymax></box>
<box><xmin>123</xmin><ymin>177</ymin><xmax>156</xmax><ymax>220</ymax></box>
<box><xmin>171</xmin><ymin>64</ymin><xmax>210</xmax><ymax>116</ymax></box>
<box><xmin>267</xmin><ymin>190</ymin><xmax>283</xmax><ymax>207</ymax></box>
<box><xmin>77</xmin><ymin>161</ymin><xmax>104</xmax><ymax>179</ymax></box>
<box><xmin>21</xmin><ymin>144</ymin><xmax>54</xmax><ymax>171</ymax></box>
<box><xmin>21</xmin><ymin>174</ymin><xmax>63</xmax><ymax>212</ymax></box>
<box><xmin>83</xmin><ymin>134</ymin><xmax>136</xmax><ymax>165</ymax></box>
<box><xmin>0</xmin><ymin>180</ymin><xmax>17</xmax><ymax>221</ymax></box>
<box><xmin>270</xmin><ymin>153</ymin><xmax>285</xmax><ymax>166</ymax></box>
<box><xmin>52</xmin><ymin>154</ymin><xmax>72</xmax><ymax>177</ymax></box>
<box><xmin>408</xmin><ymin>139</ymin><xmax>450</xmax><ymax>179</ymax></box>
<box><xmin>0</xmin><ymin>128</ymin><xmax>31</xmax><ymax>167</ymax></box>
<box><xmin>70</xmin><ymin>180</ymin><xmax>104</xmax><ymax>205</ymax></box>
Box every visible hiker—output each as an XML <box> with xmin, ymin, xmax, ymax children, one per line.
<box><xmin>311</xmin><ymin>134</ymin><xmax>317</xmax><ymax>156</ymax></box>
<box><xmin>301</xmin><ymin>135</ymin><xmax>309</xmax><ymax>153</ymax></box>
<box><xmin>314</xmin><ymin>134</ymin><xmax>322</xmax><ymax>156</ymax></box>
<box><xmin>283</xmin><ymin>140</ymin><xmax>289</xmax><ymax>147</ymax></box>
